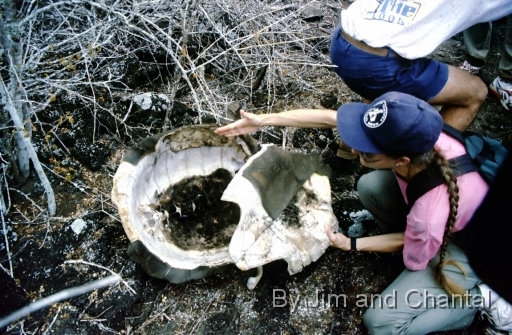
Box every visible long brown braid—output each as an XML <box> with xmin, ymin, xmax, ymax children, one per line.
<box><xmin>395</xmin><ymin>144</ymin><xmax>470</xmax><ymax>295</ymax></box>
<box><xmin>417</xmin><ymin>149</ymin><xmax>467</xmax><ymax>296</ymax></box>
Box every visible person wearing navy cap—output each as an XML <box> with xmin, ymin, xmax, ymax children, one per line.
<box><xmin>214</xmin><ymin>91</ymin><xmax>511</xmax><ymax>334</ymax></box>
<box><xmin>334</xmin><ymin>91</ymin><xmax>490</xmax><ymax>334</ymax></box>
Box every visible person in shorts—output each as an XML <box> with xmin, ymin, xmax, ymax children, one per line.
<box><xmin>330</xmin><ymin>0</ymin><xmax>512</xmax><ymax>132</ymax></box>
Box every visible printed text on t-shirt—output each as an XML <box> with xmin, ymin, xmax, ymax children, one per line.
<box><xmin>365</xmin><ymin>0</ymin><xmax>421</xmax><ymax>25</ymax></box>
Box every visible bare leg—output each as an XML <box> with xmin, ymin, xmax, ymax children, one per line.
<box><xmin>429</xmin><ymin>65</ymin><xmax>488</xmax><ymax>131</ymax></box>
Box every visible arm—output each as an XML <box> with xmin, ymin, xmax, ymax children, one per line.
<box><xmin>324</xmin><ymin>224</ymin><xmax>404</xmax><ymax>253</ymax></box>
<box><xmin>214</xmin><ymin>109</ymin><xmax>337</xmax><ymax>137</ymax></box>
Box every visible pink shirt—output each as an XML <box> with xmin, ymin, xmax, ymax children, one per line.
<box><xmin>396</xmin><ymin>133</ymin><xmax>489</xmax><ymax>270</ymax></box>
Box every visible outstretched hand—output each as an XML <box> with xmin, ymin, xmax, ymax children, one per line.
<box><xmin>214</xmin><ymin>110</ymin><xmax>262</xmax><ymax>137</ymax></box>
<box><xmin>324</xmin><ymin>224</ymin><xmax>351</xmax><ymax>251</ymax></box>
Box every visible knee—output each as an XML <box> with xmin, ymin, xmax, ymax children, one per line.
<box><xmin>363</xmin><ymin>307</ymin><xmax>388</xmax><ymax>335</ymax></box>
<box><xmin>357</xmin><ymin>172</ymin><xmax>383</xmax><ymax>204</ymax></box>
<box><xmin>363</xmin><ymin>308</ymin><xmax>378</xmax><ymax>334</ymax></box>
<box><xmin>470</xmin><ymin>76</ymin><xmax>488</xmax><ymax>106</ymax></box>
<box><xmin>364</xmin><ymin>307</ymin><xmax>411</xmax><ymax>335</ymax></box>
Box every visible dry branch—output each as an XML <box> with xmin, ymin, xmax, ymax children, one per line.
<box><xmin>2</xmin><ymin>0</ymin><xmax>332</xmax><ymax>223</ymax></box>
<box><xmin>0</xmin><ymin>275</ymin><xmax>120</xmax><ymax>329</ymax></box>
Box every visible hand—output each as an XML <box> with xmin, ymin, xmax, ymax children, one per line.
<box><xmin>324</xmin><ymin>224</ymin><xmax>351</xmax><ymax>251</ymax></box>
<box><xmin>214</xmin><ymin>110</ymin><xmax>263</xmax><ymax>137</ymax></box>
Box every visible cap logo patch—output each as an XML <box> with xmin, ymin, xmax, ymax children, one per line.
<box><xmin>364</xmin><ymin>100</ymin><xmax>387</xmax><ymax>128</ymax></box>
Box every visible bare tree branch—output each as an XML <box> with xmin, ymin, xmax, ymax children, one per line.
<box><xmin>0</xmin><ymin>77</ymin><xmax>56</xmax><ymax>215</ymax></box>
<box><xmin>0</xmin><ymin>275</ymin><xmax>120</xmax><ymax>329</ymax></box>
<box><xmin>2</xmin><ymin>0</ymin><xmax>333</xmax><ymax>221</ymax></box>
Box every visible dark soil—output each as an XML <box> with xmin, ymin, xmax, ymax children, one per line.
<box><xmin>158</xmin><ymin>168</ymin><xmax>241</xmax><ymax>250</ymax></box>
<box><xmin>1</xmin><ymin>9</ymin><xmax>511</xmax><ymax>335</ymax></box>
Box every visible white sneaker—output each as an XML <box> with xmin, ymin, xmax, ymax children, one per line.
<box><xmin>479</xmin><ymin>284</ymin><xmax>512</xmax><ymax>334</ymax></box>
<box><xmin>489</xmin><ymin>76</ymin><xmax>512</xmax><ymax>111</ymax></box>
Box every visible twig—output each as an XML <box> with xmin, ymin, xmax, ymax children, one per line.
<box><xmin>81</xmin><ymin>305</ymin><xmax>113</xmax><ymax>322</ymax></box>
<box><xmin>0</xmin><ymin>202</ymin><xmax>13</xmax><ymax>278</ymax></box>
<box><xmin>8</xmin><ymin>188</ymin><xmax>45</xmax><ymax>219</ymax></box>
<box><xmin>133</xmin><ymin>284</ymin><xmax>187</xmax><ymax>332</ymax></box>
<box><xmin>41</xmin><ymin>163</ymin><xmax>91</xmax><ymax>196</ymax></box>
<box><xmin>1</xmin><ymin>161</ymin><xmax>11</xmax><ymax>214</ymax></box>
<box><xmin>98</xmin><ymin>194</ymin><xmax>122</xmax><ymax>223</ymax></box>
<box><xmin>64</xmin><ymin>260</ymin><xmax>136</xmax><ymax>295</ymax></box>
<box><xmin>0</xmin><ymin>275</ymin><xmax>120</xmax><ymax>329</ymax></box>
<box><xmin>187</xmin><ymin>290</ymin><xmax>222</xmax><ymax>334</ymax></box>
<box><xmin>42</xmin><ymin>306</ymin><xmax>61</xmax><ymax>335</ymax></box>
<box><xmin>0</xmin><ymin>77</ymin><xmax>56</xmax><ymax>216</ymax></box>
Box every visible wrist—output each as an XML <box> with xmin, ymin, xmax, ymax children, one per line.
<box><xmin>258</xmin><ymin>113</ymin><xmax>271</xmax><ymax>127</ymax></box>
<box><xmin>341</xmin><ymin>236</ymin><xmax>351</xmax><ymax>251</ymax></box>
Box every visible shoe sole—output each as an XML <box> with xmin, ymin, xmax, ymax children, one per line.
<box><xmin>489</xmin><ymin>83</ymin><xmax>511</xmax><ymax>111</ymax></box>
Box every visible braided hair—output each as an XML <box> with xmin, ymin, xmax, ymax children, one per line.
<box><xmin>432</xmin><ymin>150</ymin><xmax>467</xmax><ymax>296</ymax></box>
<box><xmin>410</xmin><ymin>149</ymin><xmax>467</xmax><ymax>296</ymax></box>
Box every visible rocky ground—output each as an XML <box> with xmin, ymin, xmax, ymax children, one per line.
<box><xmin>1</xmin><ymin>6</ymin><xmax>511</xmax><ymax>335</ymax></box>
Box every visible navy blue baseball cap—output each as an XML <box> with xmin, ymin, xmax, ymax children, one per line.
<box><xmin>336</xmin><ymin>92</ymin><xmax>443</xmax><ymax>156</ymax></box>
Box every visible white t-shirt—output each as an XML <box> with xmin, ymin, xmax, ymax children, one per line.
<box><xmin>340</xmin><ymin>0</ymin><xmax>512</xmax><ymax>59</ymax></box>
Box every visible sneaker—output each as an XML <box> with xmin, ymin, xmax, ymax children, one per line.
<box><xmin>479</xmin><ymin>284</ymin><xmax>512</xmax><ymax>334</ymax></box>
<box><xmin>459</xmin><ymin>60</ymin><xmax>482</xmax><ymax>75</ymax></box>
<box><xmin>337</xmin><ymin>140</ymin><xmax>358</xmax><ymax>160</ymax></box>
<box><xmin>489</xmin><ymin>76</ymin><xmax>512</xmax><ymax>111</ymax></box>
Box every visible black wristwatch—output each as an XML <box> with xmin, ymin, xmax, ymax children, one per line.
<box><xmin>351</xmin><ymin>237</ymin><xmax>357</xmax><ymax>251</ymax></box>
